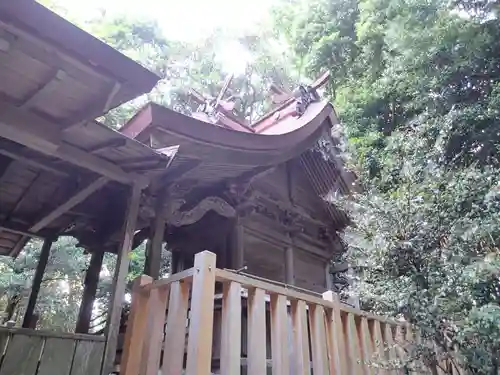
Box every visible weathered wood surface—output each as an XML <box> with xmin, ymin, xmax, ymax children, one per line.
<box><xmin>22</xmin><ymin>237</ymin><xmax>53</xmax><ymax>328</ymax></box>
<box><xmin>185</xmin><ymin>251</ymin><xmax>216</xmax><ymax>375</ymax></box>
<box><xmin>38</xmin><ymin>337</ymin><xmax>76</xmax><ymax>375</ymax></box>
<box><xmin>0</xmin><ymin>334</ymin><xmax>43</xmax><ymax>375</ymax></box>
<box><xmin>117</xmin><ymin>252</ymin><xmax>460</xmax><ymax>375</ymax></box>
<box><xmin>71</xmin><ymin>339</ymin><xmax>106</xmax><ymax>375</ymax></box>
<box><xmin>0</xmin><ymin>329</ymin><xmax>104</xmax><ymax>375</ymax></box>
<box><xmin>162</xmin><ymin>281</ymin><xmax>190</xmax><ymax>375</ymax></box>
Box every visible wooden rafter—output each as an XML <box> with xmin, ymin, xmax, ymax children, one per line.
<box><xmin>155</xmin><ymin>159</ymin><xmax>202</xmax><ymax>188</ymax></box>
<box><xmin>5</xmin><ymin>172</ymin><xmax>42</xmax><ymax>223</ymax></box>
<box><xmin>0</xmin><ymin>100</ymin><xmax>137</xmax><ymax>184</ymax></box>
<box><xmin>0</xmin><ymin>223</ymin><xmax>46</xmax><ymax>240</ymax></box>
<box><xmin>86</xmin><ymin>138</ymin><xmax>127</xmax><ymax>153</ymax></box>
<box><xmin>29</xmin><ymin>177</ymin><xmax>109</xmax><ymax>233</ymax></box>
<box><xmin>20</xmin><ymin>69</ymin><xmax>66</xmax><ymax>109</ymax></box>
<box><xmin>0</xmin><ymin>147</ymin><xmax>70</xmax><ymax>177</ymax></box>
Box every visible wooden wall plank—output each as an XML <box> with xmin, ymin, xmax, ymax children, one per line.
<box><xmin>185</xmin><ymin>251</ymin><xmax>216</xmax><ymax>375</ymax></box>
<box><xmin>383</xmin><ymin>324</ymin><xmax>399</xmax><ymax>375</ymax></box>
<box><xmin>120</xmin><ymin>275</ymin><xmax>153</xmax><ymax>375</ymax></box>
<box><xmin>220</xmin><ymin>282</ymin><xmax>242</xmax><ymax>375</ymax></box>
<box><xmin>0</xmin><ymin>330</ymin><xmax>10</xmax><ymax>359</ymax></box>
<box><xmin>395</xmin><ymin>326</ymin><xmax>407</xmax><ymax>369</ymax></box>
<box><xmin>102</xmin><ymin>183</ymin><xmax>143</xmax><ymax>375</ymax></box>
<box><xmin>142</xmin><ymin>287</ymin><xmax>169</xmax><ymax>375</ymax></box>
<box><xmin>247</xmin><ymin>288</ymin><xmax>267</xmax><ymax>375</ymax></box>
<box><xmin>309</xmin><ymin>305</ymin><xmax>329</xmax><ymax>375</ymax></box>
<box><xmin>162</xmin><ymin>281</ymin><xmax>190</xmax><ymax>375</ymax></box>
<box><xmin>38</xmin><ymin>337</ymin><xmax>76</xmax><ymax>375</ymax></box>
<box><xmin>345</xmin><ymin>313</ymin><xmax>363</xmax><ymax>375</ymax></box>
<box><xmin>371</xmin><ymin>320</ymin><xmax>389</xmax><ymax>375</ymax></box>
<box><xmin>0</xmin><ymin>334</ymin><xmax>43</xmax><ymax>375</ymax></box>
<box><xmin>323</xmin><ymin>292</ymin><xmax>347</xmax><ymax>375</ymax></box>
<box><xmin>270</xmin><ymin>294</ymin><xmax>290</xmax><ymax>375</ymax></box>
<box><xmin>359</xmin><ymin>318</ymin><xmax>374</xmax><ymax>375</ymax></box>
<box><xmin>290</xmin><ymin>300</ymin><xmax>311</xmax><ymax>375</ymax></box>
<box><xmin>70</xmin><ymin>340</ymin><xmax>105</xmax><ymax>375</ymax></box>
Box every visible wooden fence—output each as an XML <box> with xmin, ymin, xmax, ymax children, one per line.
<box><xmin>0</xmin><ymin>326</ymin><xmax>105</xmax><ymax>375</ymax></box>
<box><xmin>121</xmin><ymin>251</ymin><xmax>448</xmax><ymax>375</ymax></box>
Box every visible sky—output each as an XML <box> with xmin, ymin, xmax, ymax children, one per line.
<box><xmin>46</xmin><ymin>0</ymin><xmax>278</xmax><ymax>75</ymax></box>
<box><xmin>53</xmin><ymin>0</ymin><xmax>275</xmax><ymax>41</ymax></box>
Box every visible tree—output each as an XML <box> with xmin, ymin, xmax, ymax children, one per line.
<box><xmin>272</xmin><ymin>0</ymin><xmax>500</xmax><ymax>372</ymax></box>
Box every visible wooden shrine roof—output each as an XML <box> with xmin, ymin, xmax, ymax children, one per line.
<box><xmin>0</xmin><ymin>1</ymin><xmax>159</xmax><ymax>126</ymax></box>
<box><xmin>0</xmin><ymin>2</ymin><xmax>176</xmax><ymax>257</ymax></box>
<box><xmin>120</xmin><ymin>97</ymin><xmax>352</xmax><ymax>229</ymax></box>
<box><xmin>0</xmin><ymin>119</ymin><xmax>177</xmax><ymax>257</ymax></box>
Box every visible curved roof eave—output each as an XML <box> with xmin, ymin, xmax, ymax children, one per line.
<box><xmin>121</xmin><ymin>101</ymin><xmax>338</xmax><ymax>166</ymax></box>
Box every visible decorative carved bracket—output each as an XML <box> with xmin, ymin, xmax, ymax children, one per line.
<box><xmin>165</xmin><ymin>196</ymin><xmax>236</xmax><ymax>227</ymax></box>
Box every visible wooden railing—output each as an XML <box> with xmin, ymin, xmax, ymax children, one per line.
<box><xmin>0</xmin><ymin>326</ymin><xmax>105</xmax><ymax>375</ymax></box>
<box><xmin>121</xmin><ymin>251</ymin><xmax>440</xmax><ymax>375</ymax></box>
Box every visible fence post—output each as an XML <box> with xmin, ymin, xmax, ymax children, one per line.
<box><xmin>120</xmin><ymin>275</ymin><xmax>153</xmax><ymax>375</ymax></box>
<box><xmin>323</xmin><ymin>291</ymin><xmax>347</xmax><ymax>375</ymax></box>
<box><xmin>185</xmin><ymin>251</ymin><xmax>217</xmax><ymax>375</ymax></box>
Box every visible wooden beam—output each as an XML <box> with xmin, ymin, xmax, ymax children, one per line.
<box><xmin>0</xmin><ymin>224</ymin><xmax>45</xmax><ymax>239</ymax></box>
<box><xmin>86</xmin><ymin>138</ymin><xmax>127</xmax><ymax>153</ymax></box>
<box><xmin>144</xmin><ymin>192</ymin><xmax>167</xmax><ymax>279</ymax></box>
<box><xmin>75</xmin><ymin>249</ymin><xmax>105</xmax><ymax>333</ymax></box>
<box><xmin>157</xmin><ymin>159</ymin><xmax>202</xmax><ymax>187</ymax></box>
<box><xmin>54</xmin><ymin>144</ymin><xmax>136</xmax><ymax>185</ymax></box>
<box><xmin>0</xmin><ymin>148</ymin><xmax>69</xmax><ymax>177</ymax></box>
<box><xmin>29</xmin><ymin>177</ymin><xmax>108</xmax><ymax>233</ymax></box>
<box><xmin>5</xmin><ymin>172</ymin><xmax>42</xmax><ymax>222</ymax></box>
<box><xmin>102</xmin><ymin>183</ymin><xmax>143</xmax><ymax>375</ymax></box>
<box><xmin>22</xmin><ymin>237</ymin><xmax>54</xmax><ymax>328</ymax></box>
<box><xmin>0</xmin><ymin>101</ymin><xmax>61</xmax><ymax>154</ymax></box>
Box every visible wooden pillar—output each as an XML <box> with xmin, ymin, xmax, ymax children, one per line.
<box><xmin>228</xmin><ymin>217</ymin><xmax>244</xmax><ymax>269</ymax></box>
<box><xmin>171</xmin><ymin>249</ymin><xmax>181</xmax><ymax>274</ymax></box>
<box><xmin>22</xmin><ymin>237</ymin><xmax>54</xmax><ymax>328</ymax></box>
<box><xmin>75</xmin><ymin>249</ymin><xmax>105</xmax><ymax>333</ymax></box>
<box><xmin>185</xmin><ymin>251</ymin><xmax>216</xmax><ymax>375</ymax></box>
<box><xmin>347</xmin><ymin>266</ymin><xmax>360</xmax><ymax>309</ymax></box>
<box><xmin>144</xmin><ymin>192</ymin><xmax>167</xmax><ymax>279</ymax></box>
<box><xmin>101</xmin><ymin>183</ymin><xmax>143</xmax><ymax>375</ymax></box>
<box><xmin>285</xmin><ymin>245</ymin><xmax>294</xmax><ymax>285</ymax></box>
<box><xmin>325</xmin><ymin>261</ymin><xmax>333</xmax><ymax>290</ymax></box>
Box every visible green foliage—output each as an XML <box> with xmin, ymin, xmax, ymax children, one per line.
<box><xmin>30</xmin><ymin>2</ymin><xmax>500</xmax><ymax>372</ymax></box>
<box><xmin>272</xmin><ymin>0</ymin><xmax>500</xmax><ymax>372</ymax></box>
